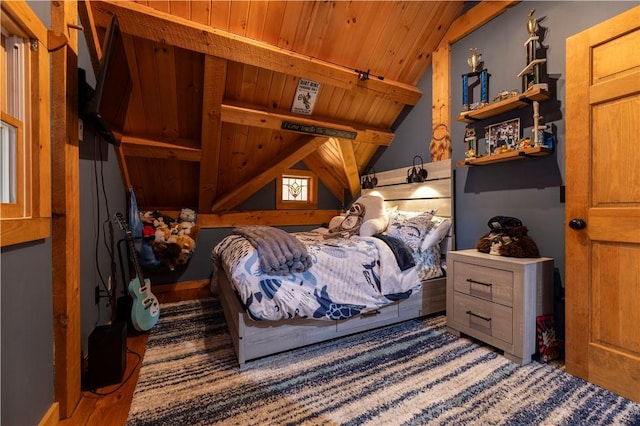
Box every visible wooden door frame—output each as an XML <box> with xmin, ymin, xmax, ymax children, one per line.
<box><xmin>50</xmin><ymin>0</ymin><xmax>81</xmax><ymax>419</ymax></box>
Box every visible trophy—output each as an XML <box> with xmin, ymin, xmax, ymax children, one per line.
<box><xmin>468</xmin><ymin>48</ymin><xmax>482</xmax><ymax>72</ymax></box>
<box><xmin>464</xmin><ymin>127</ymin><xmax>478</xmax><ymax>158</ymax></box>
<box><xmin>461</xmin><ymin>48</ymin><xmax>489</xmax><ymax>111</ymax></box>
<box><xmin>518</xmin><ymin>8</ymin><xmax>548</xmax><ymax>92</ymax></box>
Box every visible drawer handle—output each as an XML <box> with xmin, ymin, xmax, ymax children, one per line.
<box><xmin>466</xmin><ymin>310</ymin><xmax>492</xmax><ymax>322</ymax></box>
<box><xmin>467</xmin><ymin>278</ymin><xmax>492</xmax><ymax>287</ymax></box>
<box><xmin>361</xmin><ymin>310</ymin><xmax>381</xmax><ymax>318</ymax></box>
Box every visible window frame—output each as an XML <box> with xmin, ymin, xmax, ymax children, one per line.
<box><xmin>1</xmin><ymin>1</ymin><xmax>51</xmax><ymax>247</ymax></box>
<box><xmin>276</xmin><ymin>169</ymin><xmax>318</xmax><ymax>210</ymax></box>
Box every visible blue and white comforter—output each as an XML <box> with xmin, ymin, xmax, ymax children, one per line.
<box><xmin>212</xmin><ymin>230</ymin><xmax>421</xmax><ymax>321</ymax></box>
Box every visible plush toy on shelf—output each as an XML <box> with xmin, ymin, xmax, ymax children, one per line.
<box><xmin>138</xmin><ymin>207</ymin><xmax>200</xmax><ymax>270</ymax></box>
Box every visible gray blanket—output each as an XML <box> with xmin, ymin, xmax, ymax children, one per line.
<box><xmin>233</xmin><ymin>226</ymin><xmax>313</xmax><ymax>276</ymax></box>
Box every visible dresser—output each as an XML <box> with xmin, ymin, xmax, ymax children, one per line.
<box><xmin>446</xmin><ymin>249</ymin><xmax>554</xmax><ymax>365</ymax></box>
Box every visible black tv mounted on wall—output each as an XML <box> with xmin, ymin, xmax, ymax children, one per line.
<box><xmin>81</xmin><ymin>15</ymin><xmax>131</xmax><ymax>146</ymax></box>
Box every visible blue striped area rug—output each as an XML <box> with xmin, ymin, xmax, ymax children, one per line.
<box><xmin>127</xmin><ymin>298</ymin><xmax>640</xmax><ymax>425</ymax></box>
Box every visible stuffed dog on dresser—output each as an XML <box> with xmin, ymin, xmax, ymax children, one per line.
<box><xmin>475</xmin><ymin>216</ymin><xmax>540</xmax><ymax>258</ymax></box>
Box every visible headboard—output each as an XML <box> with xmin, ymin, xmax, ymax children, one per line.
<box><xmin>361</xmin><ymin>159</ymin><xmax>455</xmax><ymax>252</ymax></box>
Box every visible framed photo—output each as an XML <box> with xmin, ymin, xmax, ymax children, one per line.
<box><xmin>485</xmin><ymin>118</ymin><xmax>520</xmax><ymax>155</ymax></box>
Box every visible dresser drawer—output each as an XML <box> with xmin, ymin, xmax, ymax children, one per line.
<box><xmin>453</xmin><ymin>261</ymin><xmax>514</xmax><ymax>307</ymax></box>
<box><xmin>451</xmin><ymin>292</ymin><xmax>513</xmax><ymax>344</ymax></box>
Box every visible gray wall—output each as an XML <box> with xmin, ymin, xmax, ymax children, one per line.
<box><xmin>1</xmin><ymin>240</ymin><xmax>54</xmax><ymax>425</ymax></box>
<box><xmin>375</xmin><ymin>1</ymin><xmax>636</xmax><ymax>287</ymax></box>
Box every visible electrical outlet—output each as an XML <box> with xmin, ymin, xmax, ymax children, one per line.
<box><xmin>95</xmin><ymin>285</ymin><xmax>100</xmax><ymax>305</ymax></box>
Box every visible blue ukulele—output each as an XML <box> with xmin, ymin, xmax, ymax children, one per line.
<box><xmin>114</xmin><ymin>212</ymin><xmax>160</xmax><ymax>332</ymax></box>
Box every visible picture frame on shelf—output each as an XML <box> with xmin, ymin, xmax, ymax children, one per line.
<box><xmin>485</xmin><ymin>118</ymin><xmax>520</xmax><ymax>155</ymax></box>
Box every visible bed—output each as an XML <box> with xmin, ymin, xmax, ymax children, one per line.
<box><xmin>211</xmin><ymin>159</ymin><xmax>454</xmax><ymax>367</ymax></box>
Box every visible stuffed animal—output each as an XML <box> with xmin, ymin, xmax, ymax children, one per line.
<box><xmin>151</xmin><ymin>241</ymin><xmax>182</xmax><ymax>271</ymax></box>
<box><xmin>142</xmin><ymin>225</ymin><xmax>155</xmax><ymax>241</ymax></box>
<box><xmin>177</xmin><ymin>221</ymin><xmax>194</xmax><ymax>236</ymax></box>
<box><xmin>176</xmin><ymin>252</ymin><xmax>190</xmax><ymax>267</ymax></box>
<box><xmin>140</xmin><ymin>211</ymin><xmax>155</xmax><ymax>226</ymax></box>
<box><xmin>324</xmin><ymin>202</ymin><xmax>366</xmax><ymax>239</ymax></box>
<box><xmin>176</xmin><ymin>208</ymin><xmax>197</xmax><ymax>235</ymax></box>
<box><xmin>154</xmin><ymin>226</ymin><xmax>171</xmax><ymax>243</ymax></box>
<box><xmin>179</xmin><ymin>208</ymin><xmax>196</xmax><ymax>223</ymax></box>
<box><xmin>476</xmin><ymin>225</ymin><xmax>540</xmax><ymax>258</ymax></box>
<box><xmin>152</xmin><ymin>210</ymin><xmax>175</xmax><ymax>226</ymax></box>
<box><xmin>176</xmin><ymin>234</ymin><xmax>196</xmax><ymax>254</ymax></box>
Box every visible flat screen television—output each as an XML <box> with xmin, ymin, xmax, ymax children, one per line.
<box><xmin>82</xmin><ymin>15</ymin><xmax>131</xmax><ymax>146</ymax></box>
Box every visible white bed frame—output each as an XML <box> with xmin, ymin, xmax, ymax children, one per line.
<box><xmin>217</xmin><ymin>159</ymin><xmax>454</xmax><ymax>367</ymax></box>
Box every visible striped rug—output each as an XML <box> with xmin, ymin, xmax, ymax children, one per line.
<box><xmin>127</xmin><ymin>298</ymin><xmax>640</xmax><ymax>425</ymax></box>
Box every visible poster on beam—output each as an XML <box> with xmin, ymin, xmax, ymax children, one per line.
<box><xmin>291</xmin><ymin>79</ymin><xmax>320</xmax><ymax>115</ymax></box>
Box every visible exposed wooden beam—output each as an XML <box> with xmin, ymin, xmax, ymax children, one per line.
<box><xmin>221</xmin><ymin>102</ymin><xmax>394</xmax><ymax>146</ymax></box>
<box><xmin>88</xmin><ymin>0</ymin><xmax>422</xmax><ymax>106</ymax></box>
<box><xmin>50</xmin><ymin>0</ymin><xmax>81</xmax><ymax>419</ymax></box>
<box><xmin>115</xmin><ymin>31</ymin><xmax>142</xmax><ymax>189</ymax></box>
<box><xmin>120</xmin><ymin>136</ymin><xmax>201</xmax><ymax>161</ymax></box>
<box><xmin>337</xmin><ymin>138</ymin><xmax>361</xmax><ymax>198</ymax></box>
<box><xmin>431</xmin><ymin>0</ymin><xmax>520</xmax><ymax>161</ymax></box>
<box><xmin>78</xmin><ymin>0</ymin><xmax>101</xmax><ymax>75</ymax></box>
<box><xmin>198</xmin><ymin>56</ymin><xmax>227</xmax><ymax>214</ymax></box>
<box><xmin>303</xmin><ymin>149</ymin><xmax>348</xmax><ymax>203</ymax></box>
<box><xmin>443</xmin><ymin>0</ymin><xmax>520</xmax><ymax>46</ymax></box>
<box><xmin>211</xmin><ymin>136</ymin><xmax>329</xmax><ymax>213</ymax></box>
<box><xmin>199</xmin><ymin>210</ymin><xmax>339</xmax><ymax>228</ymax></box>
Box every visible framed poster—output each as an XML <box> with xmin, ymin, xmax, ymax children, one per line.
<box><xmin>485</xmin><ymin>118</ymin><xmax>520</xmax><ymax>155</ymax></box>
<box><xmin>291</xmin><ymin>79</ymin><xmax>320</xmax><ymax>115</ymax></box>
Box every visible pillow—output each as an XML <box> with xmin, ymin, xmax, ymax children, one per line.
<box><xmin>420</xmin><ymin>216</ymin><xmax>452</xmax><ymax>251</ymax></box>
<box><xmin>386</xmin><ymin>211</ymin><xmax>435</xmax><ymax>252</ymax></box>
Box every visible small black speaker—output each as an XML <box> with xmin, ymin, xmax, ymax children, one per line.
<box><xmin>88</xmin><ymin>321</ymin><xmax>127</xmax><ymax>388</ymax></box>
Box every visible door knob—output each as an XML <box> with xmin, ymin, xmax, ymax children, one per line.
<box><xmin>569</xmin><ymin>218</ymin><xmax>586</xmax><ymax>230</ymax></box>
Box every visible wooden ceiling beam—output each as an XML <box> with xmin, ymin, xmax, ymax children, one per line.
<box><xmin>88</xmin><ymin>0</ymin><xmax>422</xmax><ymax>106</ymax></box>
<box><xmin>78</xmin><ymin>1</ymin><xmax>102</xmax><ymax>76</ymax></box>
<box><xmin>337</xmin><ymin>138</ymin><xmax>361</xmax><ymax>198</ymax></box>
<box><xmin>303</xmin><ymin>150</ymin><xmax>348</xmax><ymax>204</ymax></box>
<box><xmin>120</xmin><ymin>136</ymin><xmax>201</xmax><ymax>161</ymax></box>
<box><xmin>221</xmin><ymin>102</ymin><xmax>394</xmax><ymax>146</ymax></box>
<box><xmin>211</xmin><ymin>136</ymin><xmax>329</xmax><ymax>213</ymax></box>
<box><xmin>198</xmin><ymin>55</ymin><xmax>227</xmax><ymax>214</ymax></box>
<box><xmin>200</xmin><ymin>210</ymin><xmax>339</xmax><ymax>228</ymax></box>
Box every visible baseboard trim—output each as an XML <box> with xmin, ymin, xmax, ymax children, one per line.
<box><xmin>38</xmin><ymin>402</ymin><xmax>59</xmax><ymax>426</ymax></box>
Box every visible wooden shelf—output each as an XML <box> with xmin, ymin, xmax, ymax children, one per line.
<box><xmin>456</xmin><ymin>86</ymin><xmax>551</xmax><ymax>123</ymax></box>
<box><xmin>457</xmin><ymin>146</ymin><xmax>552</xmax><ymax>167</ymax></box>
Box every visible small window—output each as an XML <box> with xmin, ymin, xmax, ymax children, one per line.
<box><xmin>1</xmin><ymin>4</ymin><xmax>51</xmax><ymax>247</ymax></box>
<box><xmin>276</xmin><ymin>170</ymin><xmax>317</xmax><ymax>210</ymax></box>
<box><xmin>1</xmin><ymin>115</ymin><xmax>20</xmax><ymax>205</ymax></box>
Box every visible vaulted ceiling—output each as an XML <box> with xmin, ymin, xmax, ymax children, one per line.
<box><xmin>80</xmin><ymin>0</ymin><xmax>468</xmax><ymax>222</ymax></box>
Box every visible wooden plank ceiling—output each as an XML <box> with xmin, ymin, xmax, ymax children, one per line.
<box><xmin>80</xmin><ymin>0</ymin><xmax>466</xmax><ymax>224</ymax></box>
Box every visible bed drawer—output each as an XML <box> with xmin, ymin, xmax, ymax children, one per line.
<box><xmin>451</xmin><ymin>292</ymin><xmax>513</xmax><ymax>345</ymax></box>
<box><xmin>336</xmin><ymin>302</ymin><xmax>400</xmax><ymax>333</ymax></box>
<box><xmin>452</xmin><ymin>260</ymin><xmax>514</xmax><ymax>307</ymax></box>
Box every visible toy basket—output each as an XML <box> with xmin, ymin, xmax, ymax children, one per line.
<box><xmin>128</xmin><ymin>187</ymin><xmax>199</xmax><ymax>271</ymax></box>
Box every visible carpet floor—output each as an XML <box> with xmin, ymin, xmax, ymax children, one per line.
<box><xmin>127</xmin><ymin>298</ymin><xmax>640</xmax><ymax>425</ymax></box>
